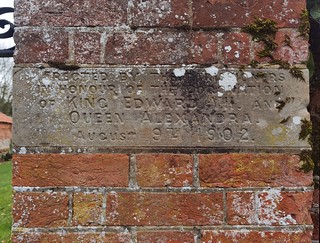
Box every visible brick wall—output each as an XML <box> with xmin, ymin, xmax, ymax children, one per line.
<box><xmin>12</xmin><ymin>154</ymin><xmax>313</xmax><ymax>241</ymax></box>
<box><xmin>0</xmin><ymin>123</ymin><xmax>12</xmax><ymax>152</ymax></box>
<box><xmin>13</xmin><ymin>0</ymin><xmax>315</xmax><ymax>242</ymax></box>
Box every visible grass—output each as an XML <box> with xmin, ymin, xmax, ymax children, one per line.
<box><xmin>0</xmin><ymin>161</ymin><xmax>12</xmax><ymax>243</ymax></box>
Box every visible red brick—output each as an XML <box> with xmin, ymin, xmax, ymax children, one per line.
<box><xmin>12</xmin><ymin>232</ymin><xmax>132</xmax><ymax>243</ymax></box>
<box><xmin>130</xmin><ymin>0</ymin><xmax>190</xmax><ymax>28</ymax></box>
<box><xmin>191</xmin><ymin>32</ymin><xmax>219</xmax><ymax>64</ymax></box>
<box><xmin>201</xmin><ymin>230</ymin><xmax>313</xmax><ymax>243</ymax></box>
<box><xmin>221</xmin><ymin>32</ymin><xmax>251</xmax><ymax>65</ymax></box>
<box><xmin>273</xmin><ymin>30</ymin><xmax>309</xmax><ymax>65</ymax></box>
<box><xmin>13</xmin><ymin>154</ymin><xmax>129</xmax><ymax>187</ymax></box>
<box><xmin>199</xmin><ymin>154</ymin><xmax>313</xmax><ymax>188</ymax></box>
<box><xmin>74</xmin><ymin>32</ymin><xmax>101</xmax><ymax>64</ymax></box>
<box><xmin>72</xmin><ymin>193</ymin><xmax>103</xmax><ymax>226</ymax></box>
<box><xmin>254</xmin><ymin>30</ymin><xmax>309</xmax><ymax>64</ymax></box>
<box><xmin>257</xmin><ymin>190</ymin><xmax>313</xmax><ymax>225</ymax></box>
<box><xmin>106</xmin><ymin>192</ymin><xmax>223</xmax><ymax>226</ymax></box>
<box><xmin>251</xmin><ymin>0</ymin><xmax>306</xmax><ymax>28</ymax></box>
<box><xmin>137</xmin><ymin>231</ymin><xmax>194</xmax><ymax>243</ymax></box>
<box><xmin>227</xmin><ymin>192</ymin><xmax>257</xmax><ymax>225</ymax></box>
<box><xmin>14</xmin><ymin>0</ymin><xmax>127</xmax><ymax>27</ymax></box>
<box><xmin>136</xmin><ymin>154</ymin><xmax>193</xmax><ymax>187</ymax></box>
<box><xmin>193</xmin><ymin>0</ymin><xmax>251</xmax><ymax>28</ymax></box>
<box><xmin>105</xmin><ymin>31</ymin><xmax>191</xmax><ymax>65</ymax></box>
<box><xmin>193</xmin><ymin>0</ymin><xmax>305</xmax><ymax>29</ymax></box>
<box><xmin>253</xmin><ymin>41</ymin><xmax>274</xmax><ymax>63</ymax></box>
<box><xmin>14</xmin><ymin>29</ymin><xmax>69</xmax><ymax>63</ymax></box>
<box><xmin>13</xmin><ymin>192</ymin><xmax>68</xmax><ymax>227</ymax></box>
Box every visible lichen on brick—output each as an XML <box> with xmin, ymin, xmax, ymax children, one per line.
<box><xmin>257</xmin><ymin>189</ymin><xmax>297</xmax><ymax>225</ymax></box>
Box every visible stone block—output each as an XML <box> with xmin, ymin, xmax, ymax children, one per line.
<box><xmin>13</xmin><ymin>68</ymin><xmax>310</xmax><ymax>150</ymax></box>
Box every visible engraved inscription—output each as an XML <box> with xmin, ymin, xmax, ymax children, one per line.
<box><xmin>13</xmin><ymin>67</ymin><xmax>309</xmax><ymax>148</ymax></box>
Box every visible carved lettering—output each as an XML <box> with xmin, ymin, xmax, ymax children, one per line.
<box><xmin>14</xmin><ymin>68</ymin><xmax>308</xmax><ymax>148</ymax></box>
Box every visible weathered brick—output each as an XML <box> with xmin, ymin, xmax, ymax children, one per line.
<box><xmin>193</xmin><ymin>0</ymin><xmax>305</xmax><ymax>28</ymax></box>
<box><xmin>201</xmin><ymin>230</ymin><xmax>313</xmax><ymax>243</ymax></box>
<box><xmin>14</xmin><ymin>0</ymin><xmax>128</xmax><ymax>27</ymax></box>
<box><xmin>250</xmin><ymin>0</ymin><xmax>306</xmax><ymax>28</ymax></box>
<box><xmin>137</xmin><ymin>231</ymin><xmax>195</xmax><ymax>243</ymax></box>
<box><xmin>199</xmin><ymin>154</ymin><xmax>313</xmax><ymax>188</ymax></box>
<box><xmin>273</xmin><ymin>30</ymin><xmax>309</xmax><ymax>65</ymax></box>
<box><xmin>106</xmin><ymin>192</ymin><xmax>223</xmax><ymax>226</ymax></box>
<box><xmin>129</xmin><ymin>0</ymin><xmax>190</xmax><ymax>28</ymax></box>
<box><xmin>14</xmin><ymin>29</ymin><xmax>69</xmax><ymax>63</ymax></box>
<box><xmin>221</xmin><ymin>32</ymin><xmax>251</xmax><ymax>65</ymax></box>
<box><xmin>193</xmin><ymin>0</ymin><xmax>251</xmax><ymax>28</ymax></box>
<box><xmin>136</xmin><ymin>154</ymin><xmax>193</xmax><ymax>187</ymax></box>
<box><xmin>13</xmin><ymin>154</ymin><xmax>129</xmax><ymax>187</ymax></box>
<box><xmin>105</xmin><ymin>31</ymin><xmax>191</xmax><ymax>65</ymax></box>
<box><xmin>12</xmin><ymin>232</ymin><xmax>132</xmax><ymax>243</ymax></box>
<box><xmin>253</xmin><ymin>41</ymin><xmax>275</xmax><ymax>64</ymax></box>
<box><xmin>254</xmin><ymin>30</ymin><xmax>309</xmax><ymax>64</ymax></box>
<box><xmin>72</xmin><ymin>193</ymin><xmax>103</xmax><ymax>226</ymax></box>
<box><xmin>13</xmin><ymin>192</ymin><xmax>68</xmax><ymax>227</ymax></box>
<box><xmin>227</xmin><ymin>192</ymin><xmax>257</xmax><ymax>225</ymax></box>
<box><xmin>74</xmin><ymin>32</ymin><xmax>102</xmax><ymax>64</ymax></box>
<box><xmin>257</xmin><ymin>190</ymin><xmax>313</xmax><ymax>225</ymax></box>
<box><xmin>191</xmin><ymin>32</ymin><xmax>219</xmax><ymax>64</ymax></box>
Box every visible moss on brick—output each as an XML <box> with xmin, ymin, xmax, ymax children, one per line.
<box><xmin>242</xmin><ymin>17</ymin><xmax>278</xmax><ymax>58</ymax></box>
<box><xmin>299</xmin><ymin>9</ymin><xmax>310</xmax><ymax>38</ymax></box>
<box><xmin>300</xmin><ymin>150</ymin><xmax>314</xmax><ymax>172</ymax></box>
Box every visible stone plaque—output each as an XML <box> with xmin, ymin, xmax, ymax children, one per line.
<box><xmin>13</xmin><ymin>67</ymin><xmax>309</xmax><ymax>150</ymax></box>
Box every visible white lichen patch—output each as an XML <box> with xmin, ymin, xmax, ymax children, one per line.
<box><xmin>256</xmin><ymin>119</ymin><xmax>268</xmax><ymax>128</ymax></box>
<box><xmin>223</xmin><ymin>230</ymin><xmax>251</xmax><ymax>241</ymax></box>
<box><xmin>19</xmin><ymin>147</ymin><xmax>27</xmax><ymax>154</ymax></box>
<box><xmin>257</xmin><ymin>189</ymin><xmax>297</xmax><ymax>225</ymax></box>
<box><xmin>182</xmin><ymin>179</ymin><xmax>190</xmax><ymax>187</ymax></box>
<box><xmin>224</xmin><ymin>45</ymin><xmax>232</xmax><ymax>52</ymax></box>
<box><xmin>167</xmin><ymin>37</ymin><xmax>174</xmax><ymax>43</ymax></box>
<box><xmin>218</xmin><ymin>72</ymin><xmax>237</xmax><ymax>91</ymax></box>
<box><xmin>231</xmin><ymin>193</ymin><xmax>257</xmax><ymax>224</ymax></box>
<box><xmin>292</xmin><ymin>116</ymin><xmax>301</xmax><ymax>125</ymax></box>
<box><xmin>205</xmin><ymin>65</ymin><xmax>219</xmax><ymax>76</ymax></box>
<box><xmin>173</xmin><ymin>68</ymin><xmax>186</xmax><ymax>77</ymax></box>
<box><xmin>198</xmin><ymin>203</ymin><xmax>222</xmax><ymax>225</ymax></box>
<box><xmin>272</xmin><ymin>127</ymin><xmax>283</xmax><ymax>136</ymax></box>
<box><xmin>243</xmin><ymin>72</ymin><xmax>253</xmax><ymax>79</ymax></box>
<box><xmin>42</xmin><ymin>78</ymin><xmax>51</xmax><ymax>87</ymax></box>
<box><xmin>234</xmin><ymin>51</ymin><xmax>240</xmax><ymax>59</ymax></box>
<box><xmin>135</xmin><ymin>0</ymin><xmax>173</xmax><ymax>25</ymax></box>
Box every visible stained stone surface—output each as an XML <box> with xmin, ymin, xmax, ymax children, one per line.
<box><xmin>13</xmin><ymin>67</ymin><xmax>309</xmax><ymax>150</ymax></box>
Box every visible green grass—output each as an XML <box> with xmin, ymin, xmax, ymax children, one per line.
<box><xmin>0</xmin><ymin>161</ymin><xmax>12</xmax><ymax>243</ymax></box>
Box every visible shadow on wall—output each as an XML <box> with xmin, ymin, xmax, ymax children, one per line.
<box><xmin>307</xmin><ymin>0</ymin><xmax>320</xmax><ymax>241</ymax></box>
